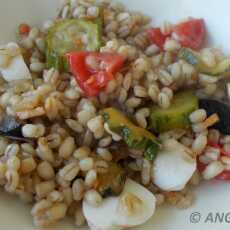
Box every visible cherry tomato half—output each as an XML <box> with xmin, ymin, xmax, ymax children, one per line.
<box><xmin>147</xmin><ymin>27</ymin><xmax>170</xmax><ymax>50</ymax></box>
<box><xmin>172</xmin><ymin>19</ymin><xmax>205</xmax><ymax>50</ymax></box>
<box><xmin>67</xmin><ymin>52</ymin><xmax>125</xmax><ymax>97</ymax></box>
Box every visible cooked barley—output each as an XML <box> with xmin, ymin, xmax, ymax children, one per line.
<box><xmin>37</xmin><ymin>161</ymin><xmax>55</xmax><ymax>180</ymax></box>
<box><xmin>72</xmin><ymin>179</ymin><xmax>85</xmax><ymax>201</ymax></box>
<box><xmin>84</xmin><ymin>189</ymin><xmax>102</xmax><ymax>206</ymax></box>
<box><xmin>22</xmin><ymin>124</ymin><xmax>45</xmax><ymax>138</ymax></box>
<box><xmin>97</xmin><ymin>148</ymin><xmax>112</xmax><ymax>161</ymax></box>
<box><xmin>4</xmin><ymin>143</ymin><xmax>20</xmax><ymax>158</ymax></box>
<box><xmin>77</xmin><ymin>110</ymin><xmax>96</xmax><ymax>125</ymax></box>
<box><xmin>87</xmin><ymin>115</ymin><xmax>104</xmax><ymax>139</ymax></box>
<box><xmin>134</xmin><ymin>85</ymin><xmax>148</xmax><ymax>98</ymax></box>
<box><xmin>220</xmin><ymin>135</ymin><xmax>230</xmax><ymax>144</ymax></box>
<box><xmin>85</xmin><ymin>169</ymin><xmax>97</xmax><ymax>187</ymax></box>
<box><xmin>158</xmin><ymin>92</ymin><xmax>170</xmax><ymax>109</ymax></box>
<box><xmin>223</xmin><ymin>143</ymin><xmax>230</xmax><ymax>153</ymax></box>
<box><xmin>145</xmin><ymin>44</ymin><xmax>159</xmax><ymax>56</ymax></box>
<box><xmin>94</xmin><ymin>159</ymin><xmax>108</xmax><ymax>173</ymax></box>
<box><xmin>189</xmin><ymin>109</ymin><xmax>207</xmax><ymax>124</ymax></box>
<box><xmin>135</xmin><ymin>108</ymin><xmax>150</xmax><ymax>128</ymax></box>
<box><xmin>126</xmin><ymin>97</ymin><xmax>141</xmax><ymax>108</ymax></box>
<box><xmin>59</xmin><ymin>137</ymin><xmax>75</xmax><ymax>159</ymax></box>
<box><xmin>79</xmin><ymin>157</ymin><xmax>94</xmax><ymax>171</ymax></box>
<box><xmin>155</xmin><ymin>193</ymin><xmax>165</xmax><ymax>206</ymax></box>
<box><xmin>7</xmin><ymin>155</ymin><xmax>20</xmax><ymax>171</ymax></box>
<box><xmin>46</xmin><ymin>134</ymin><xmax>62</xmax><ymax>149</ymax></box>
<box><xmin>158</xmin><ymin>69</ymin><xmax>174</xmax><ymax>86</ymax></box>
<box><xmin>75</xmin><ymin>204</ymin><xmax>86</xmax><ymax>227</ymax></box>
<box><xmin>208</xmin><ymin>129</ymin><xmax>220</xmax><ymax>144</ymax></box>
<box><xmin>161</xmin><ymin>87</ymin><xmax>173</xmax><ymax>100</ymax></box>
<box><xmin>221</xmin><ymin>156</ymin><xmax>230</xmax><ymax>166</ymax></box>
<box><xmin>141</xmin><ymin>159</ymin><xmax>151</xmax><ymax>185</ymax></box>
<box><xmin>164</xmin><ymin>39</ymin><xmax>181</xmax><ymax>52</ymax></box>
<box><xmin>202</xmin><ymin>161</ymin><xmax>224</xmax><ymax>180</ymax></box>
<box><xmin>98</xmin><ymin>136</ymin><xmax>112</xmax><ymax>147</ymax></box>
<box><xmin>192</xmin><ymin>134</ymin><xmax>207</xmax><ymax>155</ymax></box>
<box><xmin>5</xmin><ymin>170</ymin><xmax>19</xmax><ymax>193</ymax></box>
<box><xmin>35</xmin><ymin>180</ymin><xmax>55</xmax><ymax>199</ymax></box>
<box><xmin>37</xmin><ymin>138</ymin><xmax>54</xmax><ymax>163</ymax></box>
<box><xmin>61</xmin><ymin>187</ymin><xmax>73</xmax><ymax>205</ymax></box>
<box><xmin>47</xmin><ymin>190</ymin><xmax>64</xmax><ymax>203</ymax></box>
<box><xmin>59</xmin><ymin>162</ymin><xmax>80</xmax><ymax>181</ymax></box>
<box><xmin>21</xmin><ymin>157</ymin><xmax>37</xmax><ymax>174</ymax></box>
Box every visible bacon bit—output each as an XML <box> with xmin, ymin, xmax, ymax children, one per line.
<box><xmin>19</xmin><ymin>23</ymin><xmax>31</xmax><ymax>36</ymax></box>
<box><xmin>203</xmin><ymin>113</ymin><xmax>220</xmax><ymax>129</ymax></box>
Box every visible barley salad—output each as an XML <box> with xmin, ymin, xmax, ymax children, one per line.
<box><xmin>0</xmin><ymin>0</ymin><xmax>230</xmax><ymax>229</ymax></box>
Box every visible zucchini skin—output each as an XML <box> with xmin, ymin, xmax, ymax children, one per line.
<box><xmin>46</xmin><ymin>19</ymin><xmax>102</xmax><ymax>71</ymax></box>
<box><xmin>149</xmin><ymin>91</ymin><xmax>199</xmax><ymax>133</ymax></box>
<box><xmin>101</xmin><ymin>108</ymin><xmax>160</xmax><ymax>161</ymax></box>
<box><xmin>179</xmin><ymin>48</ymin><xmax>230</xmax><ymax>77</ymax></box>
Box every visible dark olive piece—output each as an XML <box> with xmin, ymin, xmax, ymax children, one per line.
<box><xmin>199</xmin><ymin>99</ymin><xmax>230</xmax><ymax>134</ymax></box>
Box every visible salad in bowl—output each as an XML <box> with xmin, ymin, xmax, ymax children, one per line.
<box><xmin>0</xmin><ymin>0</ymin><xmax>230</xmax><ymax>229</ymax></box>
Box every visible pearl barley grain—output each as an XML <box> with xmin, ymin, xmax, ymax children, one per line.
<box><xmin>192</xmin><ymin>134</ymin><xmax>207</xmax><ymax>155</ymax></box>
<box><xmin>85</xmin><ymin>169</ymin><xmax>97</xmax><ymax>187</ymax></box>
<box><xmin>79</xmin><ymin>157</ymin><xmax>94</xmax><ymax>171</ymax></box>
<box><xmin>37</xmin><ymin>161</ymin><xmax>55</xmax><ymax>180</ymax></box>
<box><xmin>202</xmin><ymin>161</ymin><xmax>224</xmax><ymax>180</ymax></box>
<box><xmin>35</xmin><ymin>181</ymin><xmax>55</xmax><ymax>199</ymax></box>
<box><xmin>164</xmin><ymin>39</ymin><xmax>181</xmax><ymax>52</ymax></box>
<box><xmin>158</xmin><ymin>92</ymin><xmax>170</xmax><ymax>109</ymax></box>
<box><xmin>189</xmin><ymin>109</ymin><xmax>207</xmax><ymax>124</ymax></box>
<box><xmin>7</xmin><ymin>156</ymin><xmax>20</xmax><ymax>171</ymax></box>
<box><xmin>72</xmin><ymin>179</ymin><xmax>85</xmax><ymax>201</ymax></box>
<box><xmin>98</xmin><ymin>136</ymin><xmax>112</xmax><ymax>147</ymax></box>
<box><xmin>84</xmin><ymin>189</ymin><xmax>102</xmax><ymax>207</ymax></box>
<box><xmin>97</xmin><ymin>148</ymin><xmax>112</xmax><ymax>161</ymax></box>
<box><xmin>22</xmin><ymin>124</ymin><xmax>45</xmax><ymax>138</ymax></box>
<box><xmin>59</xmin><ymin>137</ymin><xmax>75</xmax><ymax>159</ymax></box>
<box><xmin>74</xmin><ymin>146</ymin><xmax>91</xmax><ymax>160</ymax></box>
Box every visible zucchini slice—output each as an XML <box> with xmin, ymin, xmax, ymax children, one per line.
<box><xmin>149</xmin><ymin>91</ymin><xmax>198</xmax><ymax>133</ymax></box>
<box><xmin>179</xmin><ymin>48</ymin><xmax>230</xmax><ymax>77</ymax></box>
<box><xmin>46</xmin><ymin>19</ymin><xmax>102</xmax><ymax>71</ymax></box>
<box><xmin>101</xmin><ymin>108</ymin><xmax>160</xmax><ymax>161</ymax></box>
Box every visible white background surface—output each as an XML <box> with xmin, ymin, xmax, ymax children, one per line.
<box><xmin>0</xmin><ymin>0</ymin><xmax>230</xmax><ymax>230</ymax></box>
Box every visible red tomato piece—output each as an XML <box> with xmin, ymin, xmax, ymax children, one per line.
<box><xmin>207</xmin><ymin>142</ymin><xmax>220</xmax><ymax>149</ymax></box>
<box><xmin>172</xmin><ymin>19</ymin><xmax>205</xmax><ymax>50</ymax></box>
<box><xmin>147</xmin><ymin>28</ymin><xmax>170</xmax><ymax>50</ymax></box>
<box><xmin>208</xmin><ymin>141</ymin><xmax>230</xmax><ymax>157</ymax></box>
<box><xmin>19</xmin><ymin>23</ymin><xmax>31</xmax><ymax>35</ymax></box>
<box><xmin>215</xmin><ymin>171</ymin><xmax>230</xmax><ymax>181</ymax></box>
<box><xmin>197</xmin><ymin>159</ymin><xmax>206</xmax><ymax>172</ymax></box>
<box><xmin>87</xmin><ymin>53</ymin><xmax>125</xmax><ymax>74</ymax></box>
<box><xmin>220</xmin><ymin>148</ymin><xmax>230</xmax><ymax>157</ymax></box>
<box><xmin>67</xmin><ymin>52</ymin><xmax>125</xmax><ymax>97</ymax></box>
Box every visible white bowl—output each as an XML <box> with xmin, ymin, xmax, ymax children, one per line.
<box><xmin>0</xmin><ymin>0</ymin><xmax>230</xmax><ymax>229</ymax></box>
